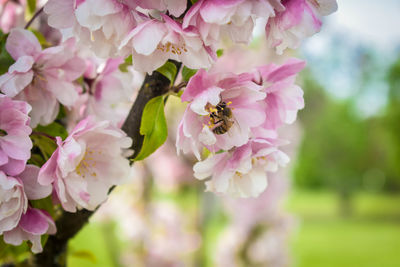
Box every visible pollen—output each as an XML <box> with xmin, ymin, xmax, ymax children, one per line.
<box><xmin>75</xmin><ymin>148</ymin><xmax>99</xmax><ymax>178</ymax></box>
<box><xmin>157</xmin><ymin>42</ymin><xmax>188</xmax><ymax>55</ymax></box>
<box><xmin>235</xmin><ymin>171</ymin><xmax>243</xmax><ymax>178</ymax></box>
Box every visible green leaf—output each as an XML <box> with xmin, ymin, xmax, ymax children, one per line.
<box><xmin>190</xmin><ymin>0</ymin><xmax>199</xmax><ymax>4</ymax></box>
<box><xmin>119</xmin><ymin>55</ymin><xmax>132</xmax><ymax>72</ymax></box>
<box><xmin>27</xmin><ymin>0</ymin><xmax>36</xmax><ymax>16</ymax></box>
<box><xmin>134</xmin><ymin>96</ymin><xmax>168</xmax><ymax>161</ymax></box>
<box><xmin>216</xmin><ymin>49</ymin><xmax>224</xmax><ymax>57</ymax></box>
<box><xmin>0</xmin><ymin>238</ymin><xmax>29</xmax><ymax>263</ymax></box>
<box><xmin>181</xmin><ymin>66</ymin><xmax>198</xmax><ymax>82</ymax></box>
<box><xmin>28</xmin><ymin>153</ymin><xmax>46</xmax><ymax>167</ymax></box>
<box><xmin>31</xmin><ymin>29</ymin><xmax>50</xmax><ymax>48</ymax></box>
<box><xmin>35</xmin><ymin>122</ymin><xmax>68</xmax><ymax>140</ymax></box>
<box><xmin>156</xmin><ymin>61</ymin><xmax>177</xmax><ymax>84</ymax></box>
<box><xmin>0</xmin><ymin>32</ymin><xmax>14</xmax><ymax>75</ymax></box>
<box><xmin>56</xmin><ymin>105</ymin><xmax>67</xmax><ymax>120</ymax></box>
<box><xmin>70</xmin><ymin>250</ymin><xmax>97</xmax><ymax>263</ymax></box>
<box><xmin>215</xmin><ymin>149</ymin><xmax>225</xmax><ymax>154</ymax></box>
<box><xmin>31</xmin><ymin>135</ymin><xmax>57</xmax><ymax>161</ymax></box>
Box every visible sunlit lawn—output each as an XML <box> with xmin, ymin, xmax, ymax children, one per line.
<box><xmin>67</xmin><ymin>191</ymin><xmax>400</xmax><ymax>266</ymax></box>
<box><xmin>287</xmin><ymin>191</ymin><xmax>400</xmax><ymax>267</ymax></box>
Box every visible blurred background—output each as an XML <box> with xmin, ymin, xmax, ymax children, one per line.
<box><xmin>60</xmin><ymin>0</ymin><xmax>400</xmax><ymax>266</ymax></box>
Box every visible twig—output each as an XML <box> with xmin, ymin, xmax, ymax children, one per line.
<box><xmin>171</xmin><ymin>81</ymin><xmax>188</xmax><ymax>93</ymax></box>
<box><xmin>31</xmin><ymin>131</ymin><xmax>57</xmax><ymax>142</ymax></box>
<box><xmin>24</xmin><ymin>6</ymin><xmax>44</xmax><ymax>29</ymax></box>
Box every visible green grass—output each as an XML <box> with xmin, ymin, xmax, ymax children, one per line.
<box><xmin>67</xmin><ymin>191</ymin><xmax>400</xmax><ymax>267</ymax></box>
<box><xmin>286</xmin><ymin>191</ymin><xmax>400</xmax><ymax>267</ymax></box>
<box><xmin>68</xmin><ymin>222</ymin><xmax>121</xmax><ymax>267</ymax></box>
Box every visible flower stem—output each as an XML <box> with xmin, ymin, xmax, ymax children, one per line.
<box><xmin>31</xmin><ymin>131</ymin><xmax>57</xmax><ymax>142</ymax></box>
<box><xmin>24</xmin><ymin>6</ymin><xmax>44</xmax><ymax>29</ymax></box>
<box><xmin>171</xmin><ymin>81</ymin><xmax>188</xmax><ymax>93</ymax></box>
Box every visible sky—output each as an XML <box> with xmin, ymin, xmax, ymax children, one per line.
<box><xmin>332</xmin><ymin>0</ymin><xmax>400</xmax><ymax>50</ymax></box>
<box><xmin>301</xmin><ymin>0</ymin><xmax>400</xmax><ymax>116</ymax></box>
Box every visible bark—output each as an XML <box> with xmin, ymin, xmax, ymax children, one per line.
<box><xmin>31</xmin><ymin>60</ymin><xmax>181</xmax><ymax>267</ymax></box>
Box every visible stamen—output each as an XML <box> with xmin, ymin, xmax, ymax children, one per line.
<box><xmin>235</xmin><ymin>171</ymin><xmax>243</xmax><ymax>178</ymax></box>
<box><xmin>75</xmin><ymin>148</ymin><xmax>100</xmax><ymax>178</ymax></box>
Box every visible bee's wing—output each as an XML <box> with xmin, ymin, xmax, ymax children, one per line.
<box><xmin>227</xmin><ymin>116</ymin><xmax>241</xmax><ymax>138</ymax></box>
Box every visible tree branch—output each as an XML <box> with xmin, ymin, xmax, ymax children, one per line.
<box><xmin>32</xmin><ymin>60</ymin><xmax>181</xmax><ymax>267</ymax></box>
<box><xmin>24</xmin><ymin>7</ymin><xmax>44</xmax><ymax>29</ymax></box>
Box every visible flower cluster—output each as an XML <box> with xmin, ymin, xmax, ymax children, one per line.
<box><xmin>215</xmin><ymin>173</ymin><xmax>293</xmax><ymax>266</ymax></box>
<box><xmin>0</xmin><ymin>95</ymin><xmax>55</xmax><ymax>253</ymax></box>
<box><xmin>38</xmin><ymin>117</ymin><xmax>132</xmax><ymax>212</ymax></box>
<box><xmin>0</xmin><ymin>0</ymin><xmax>337</xmax><ymax>255</ymax></box>
<box><xmin>0</xmin><ymin>28</ymin><xmax>134</xmax><ymax>251</ymax></box>
<box><xmin>0</xmin><ymin>29</ymin><xmax>86</xmax><ymax>127</ymax></box>
<box><xmin>266</xmin><ymin>0</ymin><xmax>338</xmax><ymax>54</ymax></box>
<box><xmin>44</xmin><ymin>0</ymin><xmax>337</xmax><ymax>73</ymax></box>
<box><xmin>177</xmin><ymin>59</ymin><xmax>304</xmax><ymax>197</ymax></box>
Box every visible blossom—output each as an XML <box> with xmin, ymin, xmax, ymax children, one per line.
<box><xmin>215</xmin><ymin>171</ymin><xmax>293</xmax><ymax>266</ymax></box>
<box><xmin>77</xmin><ymin>58</ymin><xmax>136</xmax><ymax>127</ymax></box>
<box><xmin>265</xmin><ymin>0</ymin><xmax>338</xmax><ymax>54</ymax></box>
<box><xmin>1</xmin><ymin>165</ymin><xmax>53</xmax><ymax>251</ymax></box>
<box><xmin>253</xmin><ymin>58</ymin><xmax>306</xmax><ymax>135</ymax></box>
<box><xmin>215</xmin><ymin>214</ymin><xmax>292</xmax><ymax>267</ymax></box>
<box><xmin>183</xmin><ymin>0</ymin><xmax>284</xmax><ymax>46</ymax></box>
<box><xmin>0</xmin><ymin>0</ymin><xmax>25</xmax><ymax>33</ymax></box>
<box><xmin>176</xmin><ymin>69</ymin><xmax>266</xmax><ymax>159</ymax></box>
<box><xmin>44</xmin><ymin>0</ymin><xmax>139</xmax><ymax>58</ymax></box>
<box><xmin>137</xmin><ymin>0</ymin><xmax>187</xmax><ymax>17</ymax></box>
<box><xmin>0</xmin><ymin>95</ymin><xmax>32</xmax><ymax>176</ymax></box>
<box><xmin>38</xmin><ymin>117</ymin><xmax>132</xmax><ymax>212</ymax></box>
<box><xmin>145</xmin><ymin>202</ymin><xmax>201</xmax><ymax>266</ymax></box>
<box><xmin>120</xmin><ymin>14</ymin><xmax>215</xmax><ymax>73</ymax></box>
<box><xmin>0</xmin><ymin>171</ymin><xmax>27</xmax><ymax>234</ymax></box>
<box><xmin>193</xmin><ymin>139</ymin><xmax>289</xmax><ymax>197</ymax></box>
<box><xmin>0</xmin><ymin>29</ymin><xmax>86</xmax><ymax>127</ymax></box>
<box><xmin>3</xmin><ymin>207</ymin><xmax>56</xmax><ymax>253</ymax></box>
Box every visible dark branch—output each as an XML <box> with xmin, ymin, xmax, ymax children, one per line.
<box><xmin>32</xmin><ymin>60</ymin><xmax>181</xmax><ymax>266</ymax></box>
<box><xmin>122</xmin><ymin>62</ymin><xmax>181</xmax><ymax>158</ymax></box>
<box><xmin>24</xmin><ymin>6</ymin><xmax>44</xmax><ymax>29</ymax></box>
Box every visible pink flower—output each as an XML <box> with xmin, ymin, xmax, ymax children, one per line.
<box><xmin>45</xmin><ymin>0</ymin><xmax>139</xmax><ymax>58</ymax></box>
<box><xmin>145</xmin><ymin>202</ymin><xmax>201</xmax><ymax>266</ymax></box>
<box><xmin>3</xmin><ymin>208</ymin><xmax>56</xmax><ymax>253</ymax></box>
<box><xmin>0</xmin><ymin>95</ymin><xmax>32</xmax><ymax>176</ymax></box>
<box><xmin>193</xmin><ymin>139</ymin><xmax>289</xmax><ymax>197</ymax></box>
<box><xmin>183</xmin><ymin>0</ymin><xmax>284</xmax><ymax>46</ymax></box>
<box><xmin>176</xmin><ymin>69</ymin><xmax>266</xmax><ymax>159</ymax></box>
<box><xmin>1</xmin><ymin>165</ymin><xmax>52</xmax><ymax>242</ymax></box>
<box><xmin>0</xmin><ymin>171</ymin><xmax>27</xmax><ymax>234</ymax></box>
<box><xmin>79</xmin><ymin>58</ymin><xmax>136</xmax><ymax>126</ymax></box>
<box><xmin>265</xmin><ymin>0</ymin><xmax>338</xmax><ymax>54</ymax></box>
<box><xmin>120</xmin><ymin>14</ymin><xmax>215</xmax><ymax>73</ymax></box>
<box><xmin>0</xmin><ymin>0</ymin><xmax>25</xmax><ymax>33</ymax></box>
<box><xmin>0</xmin><ymin>29</ymin><xmax>86</xmax><ymax>127</ymax></box>
<box><xmin>38</xmin><ymin>117</ymin><xmax>132</xmax><ymax>212</ymax></box>
<box><xmin>215</xmin><ymin>213</ymin><xmax>292</xmax><ymax>267</ymax></box>
<box><xmin>253</xmin><ymin>58</ymin><xmax>306</xmax><ymax>135</ymax></box>
<box><xmin>137</xmin><ymin>0</ymin><xmax>187</xmax><ymax>17</ymax></box>
<box><xmin>222</xmin><ymin>173</ymin><xmax>290</xmax><ymax>228</ymax></box>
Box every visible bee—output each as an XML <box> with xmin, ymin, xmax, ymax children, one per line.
<box><xmin>210</xmin><ymin>101</ymin><xmax>234</xmax><ymax>135</ymax></box>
